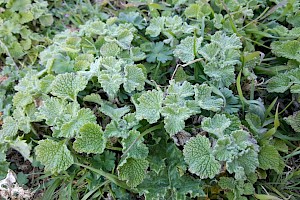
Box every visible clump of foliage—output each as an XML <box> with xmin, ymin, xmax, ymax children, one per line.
<box><xmin>1</xmin><ymin>0</ymin><xmax>300</xmax><ymax>199</ymax></box>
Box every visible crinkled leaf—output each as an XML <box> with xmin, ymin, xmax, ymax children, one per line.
<box><xmin>167</xmin><ymin>80</ymin><xmax>194</xmax><ymax>100</ymax></box>
<box><xmin>98</xmin><ymin>72</ymin><xmax>123</xmax><ymax>99</ymax></box>
<box><xmin>12</xmin><ymin>107</ymin><xmax>31</xmax><ymax>133</ymax></box>
<box><xmin>9</xmin><ymin>137</ymin><xmax>32</xmax><ymax>162</ymax></box>
<box><xmin>132</xmin><ymin>89</ymin><xmax>163</xmax><ymax>124</ymax></box>
<box><xmin>38</xmin><ymin>74</ymin><xmax>55</xmax><ymax>94</ymax></box>
<box><xmin>99</xmin><ymin>56</ymin><xmax>123</xmax><ymax>72</ymax></box>
<box><xmin>183</xmin><ymin>135</ymin><xmax>220</xmax><ymax>179</ymax></box>
<box><xmin>271</xmin><ymin>40</ymin><xmax>300</xmax><ymax>62</ymax></box>
<box><xmin>124</xmin><ymin>65</ymin><xmax>146</xmax><ymax>93</ymax></box>
<box><xmin>139</xmin><ymin>137</ymin><xmax>205</xmax><ymax>199</ymax></box>
<box><xmin>12</xmin><ymin>92</ymin><xmax>33</xmax><ymax>108</ymax></box>
<box><xmin>100</xmin><ymin>42</ymin><xmax>121</xmax><ymax>57</ymax></box>
<box><xmin>115</xmin><ymin>29</ymin><xmax>133</xmax><ymax>49</ymax></box>
<box><xmin>162</xmin><ymin>105</ymin><xmax>192</xmax><ymax>136</ymax></box>
<box><xmin>121</xmin><ymin>130</ymin><xmax>149</xmax><ymax>159</ymax></box>
<box><xmin>227</xmin><ymin>149</ymin><xmax>259</xmax><ymax>180</ymax></box>
<box><xmin>245</xmin><ymin>113</ymin><xmax>265</xmax><ymax>135</ymax></box>
<box><xmin>51</xmin><ymin>73</ymin><xmax>88</xmax><ymax>101</ymax></box>
<box><xmin>119</xmin><ymin>12</ymin><xmax>146</xmax><ymax>30</ymax></box>
<box><xmin>57</xmin><ymin>108</ymin><xmax>97</xmax><ymax>138</ymax></box>
<box><xmin>73</xmin><ymin>123</ymin><xmax>106</xmax><ymax>154</ymax></box>
<box><xmin>219</xmin><ymin>177</ymin><xmax>255</xmax><ymax>200</ymax></box>
<box><xmin>285</xmin><ymin>111</ymin><xmax>300</xmax><ymax>132</ymax></box>
<box><xmin>194</xmin><ymin>84</ymin><xmax>223</xmax><ymax>111</ymax></box>
<box><xmin>100</xmin><ymin>103</ymin><xmax>130</xmax><ymax>121</ymax></box>
<box><xmin>173</xmin><ymin>36</ymin><xmax>202</xmax><ymax>63</ymax></box>
<box><xmin>7</xmin><ymin>0</ymin><xmax>31</xmax><ymax>12</ymax></box>
<box><xmin>258</xmin><ymin>144</ymin><xmax>284</xmax><ymax>173</ymax></box>
<box><xmin>130</xmin><ymin>47</ymin><xmax>146</xmax><ymax>61</ymax></box>
<box><xmin>38</xmin><ymin>97</ymin><xmax>67</xmax><ymax>126</ymax></box>
<box><xmin>118</xmin><ymin>158</ymin><xmax>149</xmax><ymax>188</ymax></box>
<box><xmin>35</xmin><ymin>139</ymin><xmax>74</xmax><ymax>173</ymax></box>
<box><xmin>104</xmin><ymin>120</ymin><xmax>130</xmax><ymax>138</ymax></box>
<box><xmin>39</xmin><ymin>14</ymin><xmax>54</xmax><ymax>26</ymax></box>
<box><xmin>220</xmin><ymin>88</ymin><xmax>241</xmax><ymax>113</ymax></box>
<box><xmin>83</xmin><ymin>93</ymin><xmax>103</xmax><ymax>105</ymax></box>
<box><xmin>184</xmin><ymin>3</ymin><xmax>211</xmax><ymax>20</ymax></box>
<box><xmin>267</xmin><ymin>73</ymin><xmax>292</xmax><ymax>93</ymax></box>
<box><xmin>201</xmin><ymin>114</ymin><xmax>231</xmax><ymax>138</ymax></box>
<box><xmin>0</xmin><ymin>117</ymin><xmax>18</xmax><ymax>141</ymax></box>
<box><xmin>145</xmin><ymin>17</ymin><xmax>165</xmax><ymax>37</ymax></box>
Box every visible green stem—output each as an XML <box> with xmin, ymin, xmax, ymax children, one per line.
<box><xmin>220</xmin><ymin>0</ymin><xmax>238</xmax><ymax>35</ymax></box>
<box><xmin>255</xmin><ymin>65</ymin><xmax>295</xmax><ymax>76</ymax></box>
<box><xmin>122</xmin><ymin>123</ymin><xmax>164</xmax><ymax>158</ymax></box>
<box><xmin>74</xmin><ymin>163</ymin><xmax>133</xmax><ymax>192</ymax></box>
<box><xmin>106</xmin><ymin>146</ymin><xmax>122</xmax><ymax>151</ymax></box>
<box><xmin>278</xmin><ymin>100</ymin><xmax>294</xmax><ymax>115</ymax></box>
<box><xmin>153</xmin><ymin>62</ymin><xmax>161</xmax><ymax>81</ymax></box>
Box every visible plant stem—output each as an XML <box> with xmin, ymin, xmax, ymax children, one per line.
<box><xmin>74</xmin><ymin>163</ymin><xmax>133</xmax><ymax>191</ymax></box>
<box><xmin>122</xmin><ymin>123</ymin><xmax>164</xmax><ymax>158</ymax></box>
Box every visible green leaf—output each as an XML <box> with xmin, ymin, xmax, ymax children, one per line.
<box><xmin>227</xmin><ymin>149</ymin><xmax>259</xmax><ymax>180</ymax></box>
<box><xmin>99</xmin><ymin>103</ymin><xmax>130</xmax><ymax>121</ymax></box>
<box><xmin>38</xmin><ymin>97</ymin><xmax>67</xmax><ymax>126</ymax></box>
<box><xmin>118</xmin><ymin>158</ymin><xmax>149</xmax><ymax>188</ymax></box>
<box><xmin>132</xmin><ymin>89</ymin><xmax>163</xmax><ymax>124</ymax></box>
<box><xmin>139</xmin><ymin>138</ymin><xmax>205</xmax><ymax>199</ymax></box>
<box><xmin>219</xmin><ymin>177</ymin><xmax>255</xmax><ymax>200</ymax></box>
<box><xmin>272</xmin><ymin>139</ymin><xmax>288</xmax><ymax>153</ymax></box>
<box><xmin>12</xmin><ymin>107</ymin><xmax>31</xmax><ymax>133</ymax></box>
<box><xmin>115</xmin><ymin>29</ymin><xmax>134</xmax><ymax>49</ymax></box>
<box><xmin>145</xmin><ymin>17</ymin><xmax>165</xmax><ymax>37</ymax></box>
<box><xmin>183</xmin><ymin>135</ymin><xmax>221</xmax><ymax>179</ymax></box>
<box><xmin>91</xmin><ymin>150</ymin><xmax>116</xmax><ymax>172</ymax></box>
<box><xmin>38</xmin><ymin>74</ymin><xmax>55</xmax><ymax>94</ymax></box>
<box><xmin>198</xmin><ymin>32</ymin><xmax>242</xmax><ymax>87</ymax></box>
<box><xmin>119</xmin><ymin>12</ymin><xmax>146</xmax><ymax>30</ymax></box>
<box><xmin>16</xmin><ymin>172</ymin><xmax>29</xmax><ymax>185</ymax></box>
<box><xmin>174</xmin><ymin>67</ymin><xmax>188</xmax><ymax>82</ymax></box>
<box><xmin>194</xmin><ymin>84</ymin><xmax>224</xmax><ymax>112</ymax></box>
<box><xmin>258</xmin><ymin>144</ymin><xmax>284</xmax><ymax>173</ymax></box>
<box><xmin>39</xmin><ymin>14</ymin><xmax>54</xmax><ymax>26</ymax></box>
<box><xmin>166</xmin><ymin>80</ymin><xmax>194</xmax><ymax>99</ymax></box>
<box><xmin>145</xmin><ymin>42</ymin><xmax>173</xmax><ymax>63</ymax></box>
<box><xmin>51</xmin><ymin>73</ymin><xmax>88</xmax><ymax>101</ymax></box>
<box><xmin>9</xmin><ymin>136</ymin><xmax>32</xmax><ymax>162</ymax></box>
<box><xmin>0</xmin><ymin>116</ymin><xmax>18</xmax><ymax>141</ymax></box>
<box><xmin>83</xmin><ymin>93</ymin><xmax>103</xmax><ymax>105</ymax></box>
<box><xmin>100</xmin><ymin>42</ymin><xmax>121</xmax><ymax>57</ymax></box>
<box><xmin>173</xmin><ymin>36</ymin><xmax>202</xmax><ymax>63</ymax></box>
<box><xmin>104</xmin><ymin>120</ymin><xmax>130</xmax><ymax>138</ymax></box>
<box><xmin>162</xmin><ymin>105</ymin><xmax>192</xmax><ymax>136</ymax></box>
<box><xmin>124</xmin><ymin>65</ymin><xmax>146</xmax><ymax>93</ymax></box>
<box><xmin>35</xmin><ymin>139</ymin><xmax>74</xmax><ymax>173</ymax></box>
<box><xmin>267</xmin><ymin>73</ymin><xmax>292</xmax><ymax>93</ymax></box>
<box><xmin>121</xmin><ymin>130</ymin><xmax>149</xmax><ymax>159</ymax></box>
<box><xmin>57</xmin><ymin>108</ymin><xmax>97</xmax><ymax>138</ymax></box>
<box><xmin>73</xmin><ymin>123</ymin><xmax>106</xmax><ymax>154</ymax></box>
<box><xmin>245</xmin><ymin>113</ymin><xmax>265</xmax><ymax>135</ymax></box>
<box><xmin>129</xmin><ymin>47</ymin><xmax>146</xmax><ymax>61</ymax></box>
<box><xmin>285</xmin><ymin>111</ymin><xmax>300</xmax><ymax>132</ymax></box>
<box><xmin>271</xmin><ymin>40</ymin><xmax>300</xmax><ymax>62</ymax></box>
<box><xmin>201</xmin><ymin>114</ymin><xmax>231</xmax><ymax>138</ymax></box>
<box><xmin>98</xmin><ymin>72</ymin><xmax>123</xmax><ymax>99</ymax></box>
<box><xmin>184</xmin><ymin>3</ymin><xmax>212</xmax><ymax>20</ymax></box>
<box><xmin>7</xmin><ymin>0</ymin><xmax>31</xmax><ymax>12</ymax></box>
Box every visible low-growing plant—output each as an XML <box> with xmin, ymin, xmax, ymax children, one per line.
<box><xmin>0</xmin><ymin>0</ymin><xmax>300</xmax><ymax>199</ymax></box>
